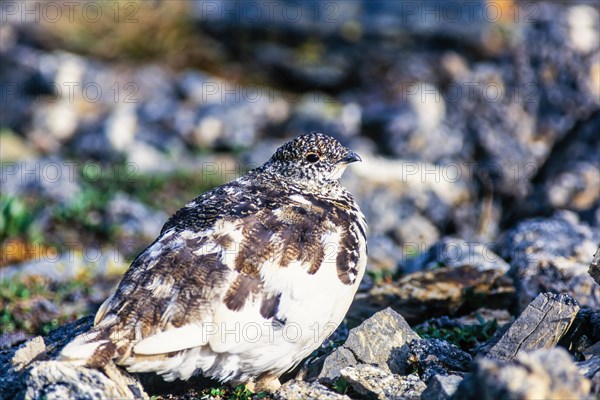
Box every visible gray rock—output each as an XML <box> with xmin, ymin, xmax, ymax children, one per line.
<box><xmin>534</xmin><ymin>113</ymin><xmax>600</xmax><ymax>226</ymax></box>
<box><xmin>344</xmin><ymin>157</ymin><xmax>472</xmax><ymax>237</ymax></box>
<box><xmin>578</xmin><ymin>353</ymin><xmax>600</xmax><ymax>380</ymax></box>
<box><xmin>1</xmin><ymin>158</ymin><xmax>81</xmax><ymax>203</ymax></box>
<box><xmin>0</xmin><ymin>250</ymin><xmax>127</xmax><ymax>284</ymax></box>
<box><xmin>343</xmin><ymin>307</ymin><xmax>419</xmax><ymax>374</ymax></box>
<box><xmin>0</xmin><ymin>316</ymin><xmax>147</xmax><ymax>400</ymax></box>
<box><xmin>558</xmin><ymin>308</ymin><xmax>600</xmax><ymax>361</ymax></box>
<box><xmin>107</xmin><ymin>192</ymin><xmax>168</xmax><ymax>241</ymax></box>
<box><xmin>453</xmin><ymin>348</ymin><xmax>591</xmax><ymax>400</ymax></box>
<box><xmin>0</xmin><ymin>331</ymin><xmax>33</xmax><ymax>350</ymax></box>
<box><xmin>401</xmin><ymin>237</ymin><xmax>510</xmax><ymax>274</ymax></box>
<box><xmin>450</xmin><ymin>3</ymin><xmax>600</xmax><ymax>201</ymax></box>
<box><xmin>577</xmin><ymin>354</ymin><xmax>600</xmax><ymax>397</ymax></box>
<box><xmin>275</xmin><ymin>380</ymin><xmax>350</xmax><ymax>400</ymax></box>
<box><xmin>365</xmin><ymin>264</ymin><xmax>514</xmax><ymax>324</ymax></box>
<box><xmin>501</xmin><ymin>211</ymin><xmax>600</xmax><ymax>311</ymax></box>
<box><xmin>392</xmin><ymin>214</ymin><xmax>440</xmax><ymax>256</ymax></box>
<box><xmin>365</xmin><ymin>234</ymin><xmax>404</xmax><ymax>274</ymax></box>
<box><xmin>341</xmin><ymin>364</ymin><xmax>426</xmax><ymax>400</ymax></box>
<box><xmin>318</xmin><ymin>347</ymin><xmax>357</xmax><ymax>382</ymax></box>
<box><xmin>589</xmin><ymin>244</ymin><xmax>600</xmax><ymax>286</ymax></box>
<box><xmin>406</xmin><ymin>339</ymin><xmax>472</xmax><ymax>382</ymax></box>
<box><xmin>485</xmin><ymin>292</ymin><xmax>579</xmax><ymax>362</ymax></box>
<box><xmin>420</xmin><ymin>374</ymin><xmax>463</xmax><ymax>400</ymax></box>
<box><xmin>24</xmin><ymin>360</ymin><xmax>147</xmax><ymax>400</ymax></box>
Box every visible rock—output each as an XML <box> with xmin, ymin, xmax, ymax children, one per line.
<box><xmin>523</xmin><ymin>112</ymin><xmax>600</xmax><ymax>228</ymax></box>
<box><xmin>577</xmin><ymin>353</ymin><xmax>600</xmax><ymax>380</ymax></box>
<box><xmin>25</xmin><ymin>360</ymin><xmax>148</xmax><ymax>400</ymax></box>
<box><xmin>401</xmin><ymin>238</ymin><xmax>510</xmax><ymax>274</ymax></box>
<box><xmin>485</xmin><ymin>293</ymin><xmax>579</xmax><ymax>362</ymax></box>
<box><xmin>318</xmin><ymin>347</ymin><xmax>357</xmax><ymax>382</ymax></box>
<box><xmin>371</xmin><ymin>237</ymin><xmax>514</xmax><ymax>322</ymax></box>
<box><xmin>525</xmin><ymin>3</ymin><xmax>600</xmax><ymax>141</ymax></box>
<box><xmin>583</xmin><ymin>341</ymin><xmax>600</xmax><ymax>361</ymax></box>
<box><xmin>176</xmin><ymin>70</ymin><xmax>272</xmax><ymax>151</ymax></box>
<box><xmin>365</xmin><ymin>234</ymin><xmax>404</xmax><ymax>274</ymax></box>
<box><xmin>341</xmin><ymin>364</ymin><xmax>426</xmax><ymax>400</ymax></box>
<box><xmin>0</xmin><ymin>316</ymin><xmax>148</xmax><ymax>400</ymax></box>
<box><xmin>406</xmin><ymin>339</ymin><xmax>472</xmax><ymax>382</ymax></box>
<box><xmin>107</xmin><ymin>192</ymin><xmax>168</xmax><ymax>242</ymax></box>
<box><xmin>342</xmin><ymin>307</ymin><xmax>419</xmax><ymax>374</ymax></box>
<box><xmin>453</xmin><ymin>348</ymin><xmax>591</xmax><ymax>400</ymax></box>
<box><xmin>558</xmin><ymin>308</ymin><xmax>600</xmax><ymax>360</ymax></box>
<box><xmin>420</xmin><ymin>374</ymin><xmax>463</xmax><ymax>400</ymax></box>
<box><xmin>365</xmin><ymin>264</ymin><xmax>514</xmax><ymax>324</ymax></box>
<box><xmin>297</xmin><ymin>322</ymin><xmax>353</xmax><ymax>382</ymax></box>
<box><xmin>451</xmin><ymin>3</ymin><xmax>600</xmax><ymax>201</ymax></box>
<box><xmin>0</xmin><ymin>129</ymin><xmax>38</xmax><ymax>161</ymax></box>
<box><xmin>284</xmin><ymin>94</ymin><xmax>357</xmax><ymax>140</ymax></box>
<box><xmin>0</xmin><ymin>250</ymin><xmax>127</xmax><ymax>284</ymax></box>
<box><xmin>275</xmin><ymin>380</ymin><xmax>350</xmax><ymax>400</ymax></box>
<box><xmin>577</xmin><ymin>354</ymin><xmax>600</xmax><ymax>397</ymax></box>
<box><xmin>414</xmin><ymin>310</ymin><xmax>511</xmax><ymax>358</ymax></box>
<box><xmin>375</xmin><ymin>87</ymin><xmax>464</xmax><ymax>163</ymax></box>
<box><xmin>589</xmin><ymin>244</ymin><xmax>600</xmax><ymax>286</ymax></box>
<box><xmin>454</xmin><ymin>309</ymin><xmax>512</xmax><ymax>327</ymax></box>
<box><xmin>11</xmin><ymin>336</ymin><xmax>46</xmax><ymax>372</ymax></box>
<box><xmin>344</xmin><ymin>157</ymin><xmax>471</xmax><ymax>235</ymax></box>
<box><xmin>501</xmin><ymin>211</ymin><xmax>600</xmax><ymax>311</ymax></box>
<box><xmin>1</xmin><ymin>158</ymin><xmax>81</xmax><ymax>203</ymax></box>
<box><xmin>0</xmin><ymin>331</ymin><xmax>33</xmax><ymax>350</ymax></box>
<box><xmin>392</xmin><ymin>214</ymin><xmax>440</xmax><ymax>256</ymax></box>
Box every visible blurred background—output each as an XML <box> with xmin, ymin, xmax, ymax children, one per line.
<box><xmin>1</xmin><ymin>0</ymin><xmax>599</xmax><ymax>352</ymax></box>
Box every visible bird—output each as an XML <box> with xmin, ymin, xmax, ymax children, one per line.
<box><xmin>59</xmin><ymin>132</ymin><xmax>368</xmax><ymax>392</ymax></box>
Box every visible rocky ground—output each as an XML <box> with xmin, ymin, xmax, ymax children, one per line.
<box><xmin>1</xmin><ymin>1</ymin><xmax>599</xmax><ymax>399</ymax></box>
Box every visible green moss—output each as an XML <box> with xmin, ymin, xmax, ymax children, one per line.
<box><xmin>415</xmin><ymin>314</ymin><xmax>499</xmax><ymax>352</ymax></box>
<box><xmin>332</xmin><ymin>377</ymin><xmax>349</xmax><ymax>395</ymax></box>
<box><xmin>209</xmin><ymin>387</ymin><xmax>226</xmax><ymax>397</ymax></box>
<box><xmin>231</xmin><ymin>384</ymin><xmax>252</xmax><ymax>400</ymax></box>
<box><xmin>366</xmin><ymin>269</ymin><xmax>394</xmax><ymax>285</ymax></box>
<box><xmin>0</xmin><ymin>194</ymin><xmax>43</xmax><ymax>244</ymax></box>
<box><xmin>0</xmin><ymin>276</ymin><xmax>102</xmax><ymax>336</ymax></box>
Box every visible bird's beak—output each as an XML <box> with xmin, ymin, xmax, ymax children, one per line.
<box><xmin>341</xmin><ymin>150</ymin><xmax>362</xmax><ymax>164</ymax></box>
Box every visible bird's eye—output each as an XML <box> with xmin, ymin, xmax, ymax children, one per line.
<box><xmin>305</xmin><ymin>153</ymin><xmax>320</xmax><ymax>163</ymax></box>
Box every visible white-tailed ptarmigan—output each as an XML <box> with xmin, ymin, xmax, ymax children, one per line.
<box><xmin>59</xmin><ymin>132</ymin><xmax>368</xmax><ymax>392</ymax></box>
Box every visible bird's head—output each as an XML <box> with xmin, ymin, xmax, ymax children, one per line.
<box><xmin>265</xmin><ymin>132</ymin><xmax>361</xmax><ymax>191</ymax></box>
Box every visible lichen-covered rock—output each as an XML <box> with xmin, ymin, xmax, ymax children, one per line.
<box><xmin>275</xmin><ymin>380</ymin><xmax>350</xmax><ymax>400</ymax></box>
<box><xmin>501</xmin><ymin>211</ymin><xmax>600</xmax><ymax>311</ymax></box>
<box><xmin>453</xmin><ymin>348</ymin><xmax>591</xmax><ymax>400</ymax></box>
<box><xmin>420</xmin><ymin>374</ymin><xmax>463</xmax><ymax>400</ymax></box>
<box><xmin>318</xmin><ymin>347</ymin><xmax>358</xmax><ymax>382</ymax></box>
<box><xmin>341</xmin><ymin>364</ymin><xmax>426</xmax><ymax>400</ymax></box>
<box><xmin>342</xmin><ymin>307</ymin><xmax>419</xmax><ymax>374</ymax></box>
<box><xmin>365</xmin><ymin>264</ymin><xmax>514</xmax><ymax>324</ymax></box>
<box><xmin>406</xmin><ymin>339</ymin><xmax>472</xmax><ymax>382</ymax></box>
<box><xmin>24</xmin><ymin>360</ymin><xmax>148</xmax><ymax>400</ymax></box>
<box><xmin>0</xmin><ymin>317</ymin><xmax>147</xmax><ymax>400</ymax></box>
<box><xmin>485</xmin><ymin>293</ymin><xmax>579</xmax><ymax>362</ymax></box>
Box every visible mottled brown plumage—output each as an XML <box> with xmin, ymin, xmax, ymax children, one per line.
<box><xmin>59</xmin><ymin>133</ymin><xmax>367</xmax><ymax>391</ymax></box>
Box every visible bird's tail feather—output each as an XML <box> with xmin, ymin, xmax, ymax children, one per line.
<box><xmin>58</xmin><ymin>328</ymin><xmax>117</xmax><ymax>368</ymax></box>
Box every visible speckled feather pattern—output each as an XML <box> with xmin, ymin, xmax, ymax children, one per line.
<box><xmin>59</xmin><ymin>133</ymin><xmax>367</xmax><ymax>388</ymax></box>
